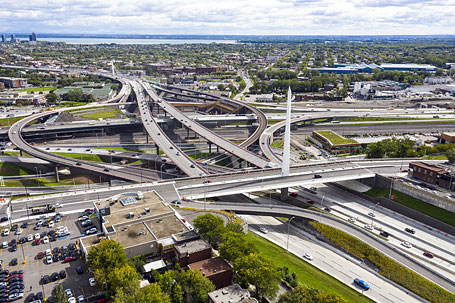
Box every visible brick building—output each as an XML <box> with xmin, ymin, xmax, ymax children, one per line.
<box><xmin>187</xmin><ymin>257</ymin><xmax>233</xmax><ymax>289</ymax></box>
<box><xmin>173</xmin><ymin>239</ymin><xmax>212</xmax><ymax>267</ymax></box>
<box><xmin>0</xmin><ymin>77</ymin><xmax>27</xmax><ymax>88</ymax></box>
<box><xmin>208</xmin><ymin>284</ymin><xmax>258</xmax><ymax>303</ymax></box>
<box><xmin>409</xmin><ymin>162</ymin><xmax>455</xmax><ymax>190</ymax></box>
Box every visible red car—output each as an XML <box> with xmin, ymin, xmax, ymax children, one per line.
<box><xmin>290</xmin><ymin>192</ymin><xmax>298</xmax><ymax>198</ymax></box>
<box><xmin>63</xmin><ymin>257</ymin><xmax>77</xmax><ymax>263</ymax></box>
<box><xmin>423</xmin><ymin>251</ymin><xmax>434</xmax><ymax>258</ymax></box>
<box><xmin>8</xmin><ymin>274</ymin><xmax>23</xmax><ymax>279</ymax></box>
<box><xmin>35</xmin><ymin>239</ymin><xmax>40</xmax><ymax>246</ymax></box>
<box><xmin>36</xmin><ymin>252</ymin><xmax>45</xmax><ymax>259</ymax></box>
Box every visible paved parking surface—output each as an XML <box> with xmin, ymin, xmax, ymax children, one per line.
<box><xmin>1</xmin><ymin>213</ymin><xmax>98</xmax><ymax>302</ymax></box>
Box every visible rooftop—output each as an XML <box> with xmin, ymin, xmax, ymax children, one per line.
<box><xmin>188</xmin><ymin>257</ymin><xmax>232</xmax><ymax>277</ymax></box>
<box><xmin>174</xmin><ymin>238</ymin><xmax>211</xmax><ymax>255</ymax></box>
<box><xmin>208</xmin><ymin>284</ymin><xmax>258</xmax><ymax>303</ymax></box>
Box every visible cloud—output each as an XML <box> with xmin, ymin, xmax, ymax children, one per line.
<box><xmin>0</xmin><ymin>0</ymin><xmax>453</xmax><ymax>35</ymax></box>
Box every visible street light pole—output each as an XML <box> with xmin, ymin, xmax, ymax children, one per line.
<box><xmin>286</xmin><ymin>216</ymin><xmax>295</xmax><ymax>252</ymax></box>
<box><xmin>388</xmin><ymin>179</ymin><xmax>393</xmax><ymax>199</ymax></box>
<box><xmin>320</xmin><ymin>196</ymin><xmax>325</xmax><ymax>222</ymax></box>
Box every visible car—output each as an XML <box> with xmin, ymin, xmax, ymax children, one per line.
<box><xmin>20</xmin><ymin>222</ymin><xmax>28</xmax><ymax>228</ymax></box>
<box><xmin>53</xmin><ymin>247</ymin><xmax>60</xmax><ymax>254</ymax></box>
<box><xmin>259</xmin><ymin>227</ymin><xmax>268</xmax><ymax>234</ymax></box>
<box><xmin>35</xmin><ymin>239</ymin><xmax>40</xmax><ymax>246</ymax></box>
<box><xmin>423</xmin><ymin>251</ymin><xmax>434</xmax><ymax>258</ymax></box>
<box><xmin>303</xmin><ymin>253</ymin><xmax>314</xmax><ymax>260</ymax></box>
<box><xmin>405</xmin><ymin>228</ymin><xmax>415</xmax><ymax>234</ymax></box>
<box><xmin>27</xmin><ymin>293</ymin><xmax>36</xmax><ymax>302</ymax></box>
<box><xmin>1</xmin><ymin>242</ymin><xmax>7</xmax><ymax>249</ymax></box>
<box><xmin>81</xmin><ymin>220</ymin><xmax>93</xmax><ymax>227</ymax></box>
<box><xmin>42</xmin><ymin>236</ymin><xmax>49</xmax><ymax>244</ymax></box>
<box><xmin>69</xmin><ymin>297</ymin><xmax>77</xmax><ymax>303</ymax></box>
<box><xmin>59</xmin><ymin>270</ymin><xmax>67</xmax><ymax>279</ymax></box>
<box><xmin>36</xmin><ymin>292</ymin><xmax>43</xmax><ymax>300</ymax></box>
<box><xmin>51</xmin><ymin>272</ymin><xmax>59</xmax><ymax>281</ymax></box>
<box><xmin>27</xmin><ymin>234</ymin><xmax>33</xmax><ymax>242</ymax></box>
<box><xmin>354</xmin><ymin>278</ymin><xmax>370</xmax><ymax>290</ymax></box>
<box><xmin>10</xmin><ymin>270</ymin><xmax>23</xmax><ymax>275</ymax></box>
<box><xmin>9</xmin><ymin>244</ymin><xmax>17</xmax><ymax>252</ymax></box>
<box><xmin>367</xmin><ymin>212</ymin><xmax>376</xmax><ymax>218</ymax></box>
<box><xmin>10</xmin><ymin>224</ymin><xmax>18</xmax><ymax>232</ymax></box>
<box><xmin>290</xmin><ymin>192</ymin><xmax>298</xmax><ymax>198</ymax></box>
<box><xmin>85</xmin><ymin>228</ymin><xmax>97</xmax><ymax>235</ymax></box>
<box><xmin>34</xmin><ymin>224</ymin><xmax>41</xmax><ymax>230</ymax></box>
<box><xmin>89</xmin><ymin>277</ymin><xmax>96</xmax><ymax>287</ymax></box>
<box><xmin>2</xmin><ymin>229</ymin><xmax>9</xmax><ymax>236</ymax></box>
<box><xmin>18</xmin><ymin>237</ymin><xmax>26</xmax><ymax>244</ymax></box>
<box><xmin>69</xmin><ymin>243</ymin><xmax>76</xmax><ymax>250</ymax></box>
<box><xmin>379</xmin><ymin>231</ymin><xmax>389</xmax><ymax>238</ymax></box>
<box><xmin>63</xmin><ymin>257</ymin><xmax>77</xmax><ymax>263</ymax></box>
<box><xmin>8</xmin><ymin>292</ymin><xmax>24</xmax><ymax>301</ymax></box>
<box><xmin>76</xmin><ymin>266</ymin><xmax>84</xmax><ymax>275</ymax></box>
<box><xmin>78</xmin><ymin>215</ymin><xmax>89</xmax><ymax>221</ymax></box>
<box><xmin>10</xmin><ymin>258</ymin><xmax>17</xmax><ymax>266</ymax></box>
<box><xmin>36</xmin><ymin>252</ymin><xmax>45</xmax><ymax>259</ymax></box>
<box><xmin>48</xmin><ymin>221</ymin><xmax>55</xmax><ymax>228</ymax></box>
<box><xmin>402</xmin><ymin>241</ymin><xmax>412</xmax><ymax>248</ymax></box>
<box><xmin>364</xmin><ymin>225</ymin><xmax>373</xmax><ymax>231</ymax></box>
<box><xmin>8</xmin><ymin>274</ymin><xmax>23</xmax><ymax>279</ymax></box>
<box><xmin>46</xmin><ymin>255</ymin><xmax>53</xmax><ymax>264</ymax></box>
<box><xmin>65</xmin><ymin>289</ymin><xmax>73</xmax><ymax>298</ymax></box>
<box><xmin>77</xmin><ymin>295</ymin><xmax>85</xmax><ymax>303</ymax></box>
<box><xmin>35</xmin><ymin>233</ymin><xmax>40</xmax><ymax>240</ymax></box>
<box><xmin>53</xmin><ymin>254</ymin><xmax>59</xmax><ymax>262</ymax></box>
<box><xmin>8</xmin><ymin>277</ymin><xmax>23</xmax><ymax>283</ymax></box>
<box><xmin>313</xmin><ymin>174</ymin><xmax>322</xmax><ymax>179</ymax></box>
<box><xmin>76</xmin><ymin>162</ymin><xmax>82</xmax><ymax>166</ymax></box>
<box><xmin>42</xmin><ymin>275</ymin><xmax>50</xmax><ymax>284</ymax></box>
<box><xmin>324</xmin><ymin>207</ymin><xmax>331</xmax><ymax>212</ymax></box>
<box><xmin>0</xmin><ymin>217</ymin><xmax>7</xmax><ymax>223</ymax></box>
<box><xmin>348</xmin><ymin>217</ymin><xmax>356</xmax><ymax>223</ymax></box>
<box><xmin>15</xmin><ymin>228</ymin><xmax>23</xmax><ymax>235</ymax></box>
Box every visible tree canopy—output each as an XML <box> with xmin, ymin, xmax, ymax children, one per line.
<box><xmin>278</xmin><ymin>286</ymin><xmax>346</xmax><ymax>303</ymax></box>
<box><xmin>193</xmin><ymin>213</ymin><xmax>226</xmax><ymax>246</ymax></box>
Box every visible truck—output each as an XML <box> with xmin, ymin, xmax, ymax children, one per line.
<box><xmin>30</xmin><ymin>204</ymin><xmax>55</xmax><ymax>215</ymax></box>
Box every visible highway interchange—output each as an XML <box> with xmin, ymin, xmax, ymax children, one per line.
<box><xmin>1</xmin><ymin>65</ymin><xmax>455</xmax><ymax>302</ymax></box>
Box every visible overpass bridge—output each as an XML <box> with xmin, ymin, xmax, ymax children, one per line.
<box><xmin>143</xmin><ymin>82</ymin><xmax>272</xmax><ymax>168</ymax></box>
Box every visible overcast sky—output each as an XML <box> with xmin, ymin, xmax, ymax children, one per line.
<box><xmin>1</xmin><ymin>0</ymin><xmax>454</xmax><ymax>35</ymax></box>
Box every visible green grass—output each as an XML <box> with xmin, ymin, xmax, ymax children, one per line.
<box><xmin>18</xmin><ymin>87</ymin><xmax>56</xmax><ymax>93</ymax></box>
<box><xmin>245</xmin><ymin>232</ymin><xmax>374</xmax><ymax>303</ymax></box>
<box><xmin>423</xmin><ymin>155</ymin><xmax>448</xmax><ymax>160</ymax></box>
<box><xmin>66</xmin><ymin>106</ymin><xmax>122</xmax><ymax>120</ymax></box>
<box><xmin>0</xmin><ymin>163</ymin><xmax>34</xmax><ymax>176</ymax></box>
<box><xmin>189</xmin><ymin>152</ymin><xmax>211</xmax><ymax>160</ymax></box>
<box><xmin>316</xmin><ymin>131</ymin><xmax>358</xmax><ymax>145</ymax></box>
<box><xmin>311</xmin><ymin>222</ymin><xmax>455</xmax><ymax>303</ymax></box>
<box><xmin>57</xmin><ymin>101</ymin><xmax>88</xmax><ymax>107</ymax></box>
<box><xmin>271</xmin><ymin>140</ymin><xmax>283</xmax><ymax>148</ymax></box>
<box><xmin>267</xmin><ymin>119</ymin><xmax>285</xmax><ymax>124</ymax></box>
<box><xmin>340</xmin><ymin>117</ymin><xmax>431</xmax><ymax>122</ymax></box>
<box><xmin>0</xmin><ymin>116</ymin><xmax>24</xmax><ymax>127</ymax></box>
<box><xmin>3</xmin><ymin>178</ymin><xmax>84</xmax><ymax>187</ymax></box>
<box><xmin>365</xmin><ymin>188</ymin><xmax>455</xmax><ymax>226</ymax></box>
<box><xmin>53</xmin><ymin>152</ymin><xmax>107</xmax><ymax>162</ymax></box>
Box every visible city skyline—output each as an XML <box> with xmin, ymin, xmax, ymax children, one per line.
<box><xmin>1</xmin><ymin>0</ymin><xmax>454</xmax><ymax>35</ymax></box>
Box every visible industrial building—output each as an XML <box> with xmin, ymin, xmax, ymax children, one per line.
<box><xmin>0</xmin><ymin>77</ymin><xmax>27</xmax><ymax>88</ymax></box>
<box><xmin>54</xmin><ymin>82</ymin><xmax>115</xmax><ymax>101</ymax></box>
<box><xmin>311</xmin><ymin>130</ymin><xmax>362</xmax><ymax>154</ymax></box>
<box><xmin>409</xmin><ymin>162</ymin><xmax>455</xmax><ymax>191</ymax></box>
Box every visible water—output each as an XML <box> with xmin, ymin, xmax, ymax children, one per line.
<box><xmin>38</xmin><ymin>37</ymin><xmax>237</xmax><ymax>45</ymax></box>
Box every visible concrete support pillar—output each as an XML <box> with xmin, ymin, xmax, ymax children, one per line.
<box><xmin>280</xmin><ymin>187</ymin><xmax>289</xmax><ymax>201</ymax></box>
<box><xmin>19</xmin><ymin>150</ymin><xmax>23</xmax><ymax>157</ymax></box>
<box><xmin>208</xmin><ymin>142</ymin><xmax>212</xmax><ymax>153</ymax></box>
<box><xmin>108</xmin><ymin>179</ymin><xmax>112</xmax><ymax>186</ymax></box>
<box><xmin>186</xmin><ymin>128</ymin><xmax>189</xmax><ymax>139</ymax></box>
<box><xmin>55</xmin><ymin>166</ymin><xmax>60</xmax><ymax>183</ymax></box>
<box><xmin>155</xmin><ymin>144</ymin><xmax>160</xmax><ymax>155</ymax></box>
<box><xmin>146</xmin><ymin>133</ymin><xmax>149</xmax><ymax>144</ymax></box>
<box><xmin>216</xmin><ymin>146</ymin><xmax>219</xmax><ymax>153</ymax></box>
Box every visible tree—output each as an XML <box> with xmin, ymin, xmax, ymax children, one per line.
<box><xmin>106</xmin><ymin>264</ymin><xmax>139</xmax><ymax>293</ymax></box>
<box><xmin>138</xmin><ymin>283</ymin><xmax>171</xmax><ymax>303</ymax></box>
<box><xmin>278</xmin><ymin>286</ymin><xmax>346</xmax><ymax>303</ymax></box>
<box><xmin>234</xmin><ymin>253</ymin><xmax>280</xmax><ymax>300</ymax></box>
<box><xmin>225</xmin><ymin>221</ymin><xmax>244</xmax><ymax>234</ymax></box>
<box><xmin>446</xmin><ymin>149</ymin><xmax>455</xmax><ymax>164</ymax></box>
<box><xmin>217</xmin><ymin>84</ymin><xmax>225</xmax><ymax>91</ymax></box>
<box><xmin>193</xmin><ymin>214</ymin><xmax>226</xmax><ymax>246</ymax></box>
<box><xmin>220</xmin><ymin>231</ymin><xmax>257</xmax><ymax>263</ymax></box>
<box><xmin>52</xmin><ymin>283</ymin><xmax>67</xmax><ymax>303</ymax></box>
<box><xmin>45</xmin><ymin>92</ymin><xmax>59</xmax><ymax>104</ymax></box>
<box><xmin>87</xmin><ymin>239</ymin><xmax>127</xmax><ymax>288</ymax></box>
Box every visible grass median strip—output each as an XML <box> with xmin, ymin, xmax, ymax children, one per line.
<box><xmin>54</xmin><ymin>152</ymin><xmax>107</xmax><ymax>162</ymax></box>
<box><xmin>245</xmin><ymin>232</ymin><xmax>374</xmax><ymax>303</ymax></box>
<box><xmin>310</xmin><ymin>222</ymin><xmax>455</xmax><ymax>303</ymax></box>
<box><xmin>365</xmin><ymin>188</ymin><xmax>455</xmax><ymax>226</ymax></box>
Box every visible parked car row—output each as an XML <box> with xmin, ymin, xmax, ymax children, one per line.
<box><xmin>36</xmin><ymin>242</ymin><xmax>83</xmax><ymax>263</ymax></box>
<box><xmin>0</xmin><ymin>270</ymin><xmax>25</xmax><ymax>301</ymax></box>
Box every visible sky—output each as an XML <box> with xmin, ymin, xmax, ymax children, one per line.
<box><xmin>1</xmin><ymin>0</ymin><xmax>454</xmax><ymax>35</ymax></box>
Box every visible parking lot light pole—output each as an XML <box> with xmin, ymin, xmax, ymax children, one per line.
<box><xmin>21</xmin><ymin>244</ymin><xmax>26</xmax><ymax>264</ymax></box>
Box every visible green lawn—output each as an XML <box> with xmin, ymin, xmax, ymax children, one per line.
<box><xmin>267</xmin><ymin>119</ymin><xmax>285</xmax><ymax>124</ymax></box>
<box><xmin>245</xmin><ymin>232</ymin><xmax>374</xmax><ymax>303</ymax></box>
<box><xmin>271</xmin><ymin>140</ymin><xmax>283</xmax><ymax>148</ymax></box>
<box><xmin>4</xmin><ymin>178</ymin><xmax>84</xmax><ymax>187</ymax></box>
<box><xmin>316</xmin><ymin>131</ymin><xmax>357</xmax><ymax>145</ymax></box>
<box><xmin>0</xmin><ymin>116</ymin><xmax>24</xmax><ymax>127</ymax></box>
<box><xmin>0</xmin><ymin>163</ymin><xmax>34</xmax><ymax>176</ymax></box>
<box><xmin>18</xmin><ymin>87</ymin><xmax>56</xmax><ymax>93</ymax></box>
<box><xmin>67</xmin><ymin>106</ymin><xmax>123</xmax><ymax>119</ymax></box>
<box><xmin>54</xmin><ymin>152</ymin><xmax>107</xmax><ymax>162</ymax></box>
<box><xmin>365</xmin><ymin>188</ymin><xmax>455</xmax><ymax>226</ymax></box>
<box><xmin>189</xmin><ymin>152</ymin><xmax>211</xmax><ymax>160</ymax></box>
<box><xmin>340</xmin><ymin>117</ymin><xmax>430</xmax><ymax>122</ymax></box>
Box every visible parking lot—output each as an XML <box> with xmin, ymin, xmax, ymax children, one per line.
<box><xmin>1</xmin><ymin>212</ymin><xmax>99</xmax><ymax>302</ymax></box>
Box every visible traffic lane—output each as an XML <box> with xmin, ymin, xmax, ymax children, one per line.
<box><xmin>241</xmin><ymin>215</ymin><xmax>422</xmax><ymax>303</ymax></box>
<box><xmin>183</xmin><ymin>201</ymin><xmax>455</xmax><ymax>293</ymax></box>
<box><xmin>317</xmin><ymin>185</ymin><xmax>455</xmax><ymax>260</ymax></box>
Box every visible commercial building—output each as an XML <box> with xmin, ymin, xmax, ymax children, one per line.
<box><xmin>409</xmin><ymin>162</ymin><xmax>455</xmax><ymax>190</ymax></box>
<box><xmin>29</xmin><ymin>32</ymin><xmax>37</xmax><ymax>42</ymax></box>
<box><xmin>173</xmin><ymin>238</ymin><xmax>212</xmax><ymax>266</ymax></box>
<box><xmin>1</xmin><ymin>34</ymin><xmax>6</xmax><ymax>43</ymax></box>
<box><xmin>208</xmin><ymin>284</ymin><xmax>258</xmax><ymax>303</ymax></box>
<box><xmin>314</xmin><ymin>63</ymin><xmax>437</xmax><ymax>74</ymax></box>
<box><xmin>0</xmin><ymin>77</ymin><xmax>27</xmax><ymax>88</ymax></box>
<box><xmin>187</xmin><ymin>257</ymin><xmax>233</xmax><ymax>289</ymax></box>
<box><xmin>440</xmin><ymin>132</ymin><xmax>455</xmax><ymax>144</ymax></box>
<box><xmin>311</xmin><ymin>130</ymin><xmax>361</xmax><ymax>154</ymax></box>
<box><xmin>10</xmin><ymin>34</ymin><xmax>16</xmax><ymax>43</ymax></box>
<box><xmin>53</xmin><ymin>82</ymin><xmax>115</xmax><ymax>101</ymax></box>
<box><xmin>80</xmin><ymin>191</ymin><xmax>197</xmax><ymax>259</ymax></box>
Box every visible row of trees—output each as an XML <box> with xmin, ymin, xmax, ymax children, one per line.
<box><xmin>61</xmin><ymin>89</ymin><xmax>97</xmax><ymax>103</ymax></box>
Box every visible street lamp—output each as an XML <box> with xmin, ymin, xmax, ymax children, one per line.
<box><xmin>320</xmin><ymin>196</ymin><xmax>325</xmax><ymax>222</ymax></box>
<box><xmin>388</xmin><ymin>179</ymin><xmax>393</xmax><ymax>199</ymax></box>
<box><xmin>286</xmin><ymin>216</ymin><xmax>295</xmax><ymax>252</ymax></box>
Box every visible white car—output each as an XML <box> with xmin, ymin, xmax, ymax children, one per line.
<box><xmin>368</xmin><ymin>212</ymin><xmax>376</xmax><ymax>218</ymax></box>
<box><xmin>65</xmin><ymin>289</ymin><xmax>73</xmax><ymax>299</ymax></box>
<box><xmin>45</xmin><ymin>248</ymin><xmax>51</xmax><ymax>256</ymax></box>
<box><xmin>27</xmin><ymin>234</ymin><xmax>33</xmax><ymax>242</ymax></box>
<box><xmin>2</xmin><ymin>229</ymin><xmax>10</xmax><ymax>236</ymax></box>
<box><xmin>402</xmin><ymin>241</ymin><xmax>412</xmax><ymax>248</ymax></box>
<box><xmin>348</xmin><ymin>217</ymin><xmax>356</xmax><ymax>223</ymax></box>
<box><xmin>48</xmin><ymin>221</ymin><xmax>55</xmax><ymax>228</ymax></box>
<box><xmin>35</xmin><ymin>233</ymin><xmax>40</xmax><ymax>240</ymax></box>
<box><xmin>46</xmin><ymin>255</ymin><xmax>53</xmax><ymax>264</ymax></box>
<box><xmin>15</xmin><ymin>228</ymin><xmax>23</xmax><ymax>235</ymax></box>
<box><xmin>364</xmin><ymin>225</ymin><xmax>373</xmax><ymax>231</ymax></box>
<box><xmin>303</xmin><ymin>253</ymin><xmax>314</xmax><ymax>260</ymax></box>
<box><xmin>42</xmin><ymin>236</ymin><xmax>49</xmax><ymax>244</ymax></box>
<box><xmin>68</xmin><ymin>297</ymin><xmax>76</xmax><ymax>303</ymax></box>
<box><xmin>259</xmin><ymin>227</ymin><xmax>268</xmax><ymax>234</ymax></box>
<box><xmin>77</xmin><ymin>295</ymin><xmax>85</xmax><ymax>303</ymax></box>
<box><xmin>2</xmin><ymin>241</ymin><xmax>7</xmax><ymax>249</ymax></box>
<box><xmin>89</xmin><ymin>277</ymin><xmax>96</xmax><ymax>287</ymax></box>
